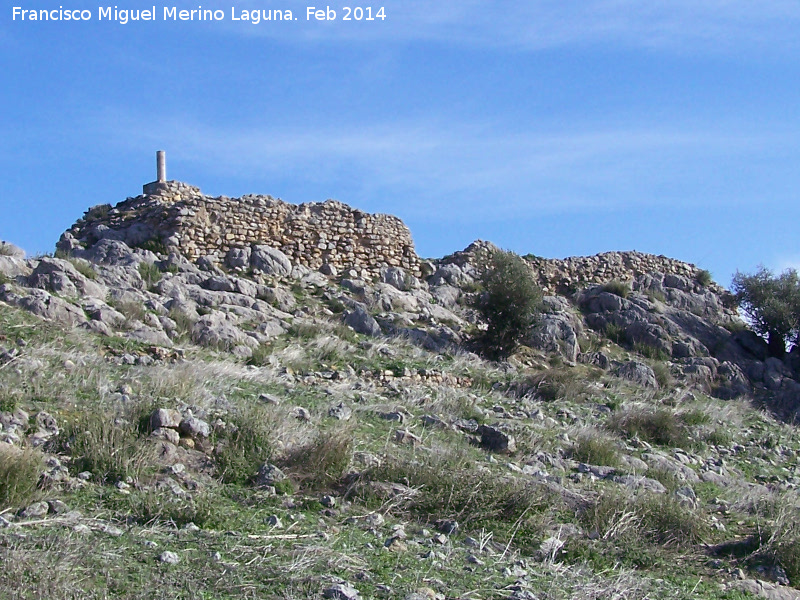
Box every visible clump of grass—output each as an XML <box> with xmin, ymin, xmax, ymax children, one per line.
<box><xmin>695</xmin><ymin>269</ymin><xmax>713</xmax><ymax>287</ymax></box>
<box><xmin>638</xmin><ymin>493</ymin><xmax>709</xmax><ymax>545</ymax></box>
<box><xmin>607</xmin><ymin>406</ymin><xmax>691</xmax><ymax>448</ymax></box>
<box><xmin>280</xmin><ymin>426</ymin><xmax>353</xmax><ymax>491</ymax></box>
<box><xmin>137</xmin><ymin>261</ymin><xmax>162</xmax><ymax>289</ymax></box>
<box><xmin>137</xmin><ymin>237</ymin><xmax>168</xmax><ymax>256</ymax></box>
<box><xmin>602</xmin><ymin>280</ymin><xmax>631</xmax><ymax>299</ymax></box>
<box><xmin>0</xmin><ymin>447</ymin><xmax>42</xmax><ymax>510</ymax></box>
<box><xmin>83</xmin><ymin>204</ymin><xmax>111</xmax><ymax>221</ymax></box>
<box><xmin>645</xmin><ymin>289</ymin><xmax>667</xmax><ymax>303</ymax></box>
<box><xmin>651</xmin><ymin>362</ymin><xmax>672</xmax><ymax>388</ymax></box>
<box><xmin>349</xmin><ymin>443</ymin><xmax>554</xmax><ymax>534</ymax></box>
<box><xmin>247</xmin><ymin>343</ymin><xmax>273</xmax><ymax>367</ymax></box>
<box><xmin>570</xmin><ymin>429</ymin><xmax>620</xmax><ymax>467</ymax></box>
<box><xmin>633</xmin><ymin>343</ymin><xmax>670</xmax><ymax>362</ymax></box>
<box><xmin>519</xmin><ymin>368</ymin><xmax>589</xmax><ymax>402</ymax></box>
<box><xmin>580</xmin><ymin>489</ymin><xmax>708</xmax><ymax>546</ymax></box>
<box><xmin>603</xmin><ymin>322</ymin><xmax>626</xmax><ymax>345</ymax></box>
<box><xmin>124</xmin><ymin>489</ymin><xmax>214</xmax><ymax>527</ymax></box>
<box><xmin>68</xmin><ymin>258</ymin><xmax>97</xmax><ymax>281</ymax></box>
<box><xmin>110</xmin><ymin>299</ymin><xmax>147</xmax><ymax>326</ymax></box>
<box><xmin>57</xmin><ymin>412</ymin><xmax>153</xmax><ymax>484</ymax></box>
<box><xmin>213</xmin><ymin>404</ymin><xmax>277</xmax><ymax>485</ymax></box>
<box><xmin>167</xmin><ymin>308</ymin><xmax>195</xmax><ymax>341</ymax></box>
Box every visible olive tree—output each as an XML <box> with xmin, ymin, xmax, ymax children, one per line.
<box><xmin>731</xmin><ymin>267</ymin><xmax>800</xmax><ymax>358</ymax></box>
<box><xmin>476</xmin><ymin>250</ymin><xmax>543</xmax><ymax>360</ymax></box>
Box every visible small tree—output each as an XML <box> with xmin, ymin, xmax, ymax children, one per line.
<box><xmin>476</xmin><ymin>250</ymin><xmax>543</xmax><ymax>360</ymax></box>
<box><xmin>731</xmin><ymin>267</ymin><xmax>800</xmax><ymax>358</ymax></box>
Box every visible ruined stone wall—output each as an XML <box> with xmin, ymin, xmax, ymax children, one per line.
<box><xmin>60</xmin><ymin>181</ymin><xmax>422</xmax><ymax>277</ymax></box>
<box><xmin>525</xmin><ymin>251</ymin><xmax>714</xmax><ymax>294</ymax></box>
<box><xmin>444</xmin><ymin>241</ymin><xmax>722</xmax><ymax>296</ymax></box>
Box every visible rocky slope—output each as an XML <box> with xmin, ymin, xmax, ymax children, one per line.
<box><xmin>1</xmin><ymin>216</ymin><xmax>800</xmax><ymax>599</ymax></box>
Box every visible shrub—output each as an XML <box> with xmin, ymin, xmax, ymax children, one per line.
<box><xmin>214</xmin><ymin>405</ymin><xmax>276</xmax><ymax>485</ymax></box>
<box><xmin>84</xmin><ymin>204</ymin><xmax>111</xmax><ymax>221</ymax></box>
<box><xmin>695</xmin><ymin>269</ymin><xmax>713</xmax><ymax>287</ymax></box>
<box><xmin>0</xmin><ymin>447</ymin><xmax>42</xmax><ymax>510</ymax></box>
<box><xmin>67</xmin><ymin>259</ymin><xmax>97</xmax><ymax>281</ymax></box>
<box><xmin>602</xmin><ymin>280</ymin><xmax>631</xmax><ymax>299</ymax></box>
<box><xmin>475</xmin><ymin>250</ymin><xmax>543</xmax><ymax>360</ymax></box>
<box><xmin>137</xmin><ymin>262</ymin><xmax>162</xmax><ymax>289</ymax></box>
<box><xmin>732</xmin><ymin>266</ymin><xmax>800</xmax><ymax>357</ymax></box>
<box><xmin>607</xmin><ymin>406</ymin><xmax>691</xmax><ymax>448</ymax></box>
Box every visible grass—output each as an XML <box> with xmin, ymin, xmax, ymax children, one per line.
<box><xmin>137</xmin><ymin>262</ymin><xmax>162</xmax><ymax>289</ymax></box>
<box><xmin>213</xmin><ymin>404</ymin><xmax>278</xmax><ymax>485</ymax></box>
<box><xmin>279</xmin><ymin>425</ymin><xmax>353</xmax><ymax>491</ymax></box>
<box><xmin>0</xmin><ymin>446</ymin><xmax>42</xmax><ymax>510</ymax></box>
<box><xmin>602</xmin><ymin>280</ymin><xmax>631</xmax><ymax>298</ymax></box>
<box><xmin>607</xmin><ymin>406</ymin><xmax>692</xmax><ymax>448</ymax></box>
<box><xmin>68</xmin><ymin>258</ymin><xmax>97</xmax><ymax>281</ymax></box>
<box><xmin>55</xmin><ymin>410</ymin><xmax>154</xmax><ymax>484</ymax></box>
<box><xmin>603</xmin><ymin>322</ymin><xmax>626</xmax><ymax>345</ymax></box>
<box><xmin>570</xmin><ymin>429</ymin><xmax>620</xmax><ymax>467</ymax></box>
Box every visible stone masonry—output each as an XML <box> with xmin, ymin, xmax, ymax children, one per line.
<box><xmin>59</xmin><ymin>180</ymin><xmax>422</xmax><ymax>277</ymax></box>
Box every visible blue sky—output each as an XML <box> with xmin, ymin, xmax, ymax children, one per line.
<box><xmin>2</xmin><ymin>1</ymin><xmax>800</xmax><ymax>286</ymax></box>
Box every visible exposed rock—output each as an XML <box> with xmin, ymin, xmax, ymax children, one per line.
<box><xmin>254</xmin><ymin>463</ymin><xmax>288</xmax><ymax>488</ymax></box>
<box><xmin>344</xmin><ymin>304</ymin><xmax>381</xmax><ymax>337</ymax></box>
<box><xmin>249</xmin><ymin>245</ymin><xmax>292</xmax><ymax>276</ymax></box>
<box><xmin>477</xmin><ymin>424</ymin><xmax>516</xmax><ymax>453</ymax></box>
<box><xmin>615</xmin><ymin>360</ymin><xmax>658</xmax><ymax>389</ymax></box>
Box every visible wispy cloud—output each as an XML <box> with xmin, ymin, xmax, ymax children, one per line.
<box><xmin>89</xmin><ymin>110</ymin><xmax>797</xmax><ymax>220</ymax></box>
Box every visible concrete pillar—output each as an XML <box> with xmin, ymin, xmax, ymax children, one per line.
<box><xmin>156</xmin><ymin>150</ymin><xmax>166</xmax><ymax>182</ymax></box>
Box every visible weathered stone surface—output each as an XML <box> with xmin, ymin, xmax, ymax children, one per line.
<box><xmin>615</xmin><ymin>360</ymin><xmax>658</xmax><ymax>389</ymax></box>
<box><xmin>477</xmin><ymin>424</ymin><xmax>516</xmax><ymax>453</ymax></box>
<box><xmin>250</xmin><ymin>245</ymin><xmax>292</xmax><ymax>276</ymax></box>
<box><xmin>344</xmin><ymin>304</ymin><xmax>381</xmax><ymax>337</ymax></box>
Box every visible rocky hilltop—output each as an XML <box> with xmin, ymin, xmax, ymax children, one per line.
<box><xmin>1</xmin><ymin>183</ymin><xmax>800</xmax><ymax>600</ymax></box>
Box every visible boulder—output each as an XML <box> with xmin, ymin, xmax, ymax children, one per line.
<box><xmin>615</xmin><ymin>360</ymin><xmax>658</xmax><ymax>389</ymax></box>
<box><xmin>225</xmin><ymin>246</ymin><xmax>251</xmax><ymax>270</ymax></box>
<box><xmin>344</xmin><ymin>304</ymin><xmax>381</xmax><ymax>337</ymax></box>
<box><xmin>250</xmin><ymin>245</ymin><xmax>291</xmax><ymax>276</ymax></box>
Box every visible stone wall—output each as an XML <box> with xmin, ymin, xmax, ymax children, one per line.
<box><xmin>59</xmin><ymin>181</ymin><xmax>422</xmax><ymax>277</ymax></box>
<box><xmin>443</xmin><ymin>241</ymin><xmax>723</xmax><ymax>296</ymax></box>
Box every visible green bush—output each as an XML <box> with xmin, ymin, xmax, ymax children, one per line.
<box><xmin>475</xmin><ymin>249</ymin><xmax>543</xmax><ymax>360</ymax></box>
<box><xmin>695</xmin><ymin>269</ymin><xmax>713</xmax><ymax>287</ymax></box>
<box><xmin>602</xmin><ymin>280</ymin><xmax>631</xmax><ymax>299</ymax></box>
<box><xmin>0</xmin><ymin>447</ymin><xmax>42</xmax><ymax>510</ymax></box>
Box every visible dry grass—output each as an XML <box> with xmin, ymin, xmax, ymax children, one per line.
<box><xmin>0</xmin><ymin>446</ymin><xmax>42</xmax><ymax>510</ymax></box>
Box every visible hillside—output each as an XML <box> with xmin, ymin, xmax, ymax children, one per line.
<box><xmin>1</xmin><ymin>184</ymin><xmax>800</xmax><ymax>600</ymax></box>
